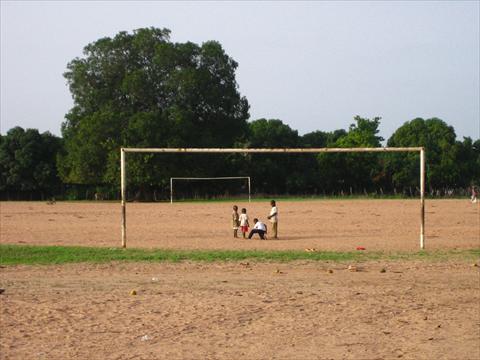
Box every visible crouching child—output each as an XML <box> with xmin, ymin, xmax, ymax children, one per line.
<box><xmin>248</xmin><ymin>218</ymin><xmax>268</xmax><ymax>240</ymax></box>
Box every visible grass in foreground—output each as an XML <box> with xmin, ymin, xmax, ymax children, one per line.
<box><xmin>0</xmin><ymin>244</ymin><xmax>479</xmax><ymax>266</ymax></box>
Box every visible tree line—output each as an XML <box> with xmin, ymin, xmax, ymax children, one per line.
<box><xmin>1</xmin><ymin>28</ymin><xmax>478</xmax><ymax>200</ymax></box>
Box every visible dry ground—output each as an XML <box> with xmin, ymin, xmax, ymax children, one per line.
<box><xmin>0</xmin><ymin>199</ymin><xmax>478</xmax><ymax>251</ymax></box>
<box><xmin>1</xmin><ymin>200</ymin><xmax>479</xmax><ymax>359</ymax></box>
<box><xmin>1</xmin><ymin>260</ymin><xmax>479</xmax><ymax>359</ymax></box>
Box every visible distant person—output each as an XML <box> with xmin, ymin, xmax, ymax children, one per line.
<box><xmin>471</xmin><ymin>186</ymin><xmax>478</xmax><ymax>203</ymax></box>
<box><xmin>248</xmin><ymin>218</ymin><xmax>268</xmax><ymax>240</ymax></box>
<box><xmin>232</xmin><ymin>205</ymin><xmax>240</xmax><ymax>238</ymax></box>
<box><xmin>267</xmin><ymin>200</ymin><xmax>278</xmax><ymax>239</ymax></box>
<box><xmin>239</xmin><ymin>208</ymin><xmax>250</xmax><ymax>239</ymax></box>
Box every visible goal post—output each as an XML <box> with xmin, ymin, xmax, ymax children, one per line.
<box><xmin>170</xmin><ymin>176</ymin><xmax>251</xmax><ymax>203</ymax></box>
<box><xmin>120</xmin><ymin>147</ymin><xmax>425</xmax><ymax>249</ymax></box>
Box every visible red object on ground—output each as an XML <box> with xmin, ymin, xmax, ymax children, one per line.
<box><xmin>356</xmin><ymin>246</ymin><xmax>366</xmax><ymax>250</ymax></box>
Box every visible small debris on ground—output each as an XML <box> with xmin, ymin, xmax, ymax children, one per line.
<box><xmin>0</xmin><ymin>288</ymin><xmax>5</xmax><ymax>295</ymax></box>
<box><xmin>130</xmin><ymin>290</ymin><xmax>137</xmax><ymax>296</ymax></box>
<box><xmin>140</xmin><ymin>335</ymin><xmax>152</xmax><ymax>341</ymax></box>
<box><xmin>380</xmin><ymin>268</ymin><xmax>387</xmax><ymax>273</ymax></box>
<box><xmin>348</xmin><ymin>265</ymin><xmax>358</xmax><ymax>272</ymax></box>
<box><xmin>328</xmin><ymin>269</ymin><xmax>333</xmax><ymax>274</ymax></box>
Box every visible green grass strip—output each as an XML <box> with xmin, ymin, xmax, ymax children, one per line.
<box><xmin>0</xmin><ymin>244</ymin><xmax>478</xmax><ymax>266</ymax></box>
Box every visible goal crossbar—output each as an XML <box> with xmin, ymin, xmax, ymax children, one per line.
<box><xmin>123</xmin><ymin>147</ymin><xmax>423</xmax><ymax>153</ymax></box>
<box><xmin>170</xmin><ymin>176</ymin><xmax>251</xmax><ymax>203</ymax></box>
<box><xmin>120</xmin><ymin>147</ymin><xmax>425</xmax><ymax>249</ymax></box>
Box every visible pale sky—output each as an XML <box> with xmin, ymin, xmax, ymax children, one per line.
<box><xmin>1</xmin><ymin>1</ymin><xmax>479</xmax><ymax>141</ymax></box>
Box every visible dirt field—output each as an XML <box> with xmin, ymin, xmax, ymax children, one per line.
<box><xmin>1</xmin><ymin>260</ymin><xmax>479</xmax><ymax>359</ymax></box>
<box><xmin>1</xmin><ymin>200</ymin><xmax>479</xmax><ymax>359</ymax></box>
<box><xmin>1</xmin><ymin>199</ymin><xmax>478</xmax><ymax>251</ymax></box>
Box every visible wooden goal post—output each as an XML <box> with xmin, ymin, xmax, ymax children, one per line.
<box><xmin>170</xmin><ymin>177</ymin><xmax>251</xmax><ymax>203</ymax></box>
<box><xmin>120</xmin><ymin>147</ymin><xmax>426</xmax><ymax>249</ymax></box>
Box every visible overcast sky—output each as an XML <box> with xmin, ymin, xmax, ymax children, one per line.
<box><xmin>1</xmin><ymin>1</ymin><xmax>479</xmax><ymax>141</ymax></box>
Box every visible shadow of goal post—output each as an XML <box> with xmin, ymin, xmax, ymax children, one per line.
<box><xmin>120</xmin><ymin>147</ymin><xmax>425</xmax><ymax>249</ymax></box>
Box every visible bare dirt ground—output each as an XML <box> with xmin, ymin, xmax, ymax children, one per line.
<box><xmin>1</xmin><ymin>260</ymin><xmax>479</xmax><ymax>360</ymax></box>
<box><xmin>1</xmin><ymin>199</ymin><xmax>478</xmax><ymax>251</ymax></box>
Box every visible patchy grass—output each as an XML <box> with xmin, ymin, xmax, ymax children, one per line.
<box><xmin>0</xmin><ymin>244</ymin><xmax>478</xmax><ymax>266</ymax></box>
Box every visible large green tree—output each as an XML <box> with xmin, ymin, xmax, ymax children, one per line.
<box><xmin>0</xmin><ymin>127</ymin><xmax>62</xmax><ymax>199</ymax></box>
<box><xmin>316</xmin><ymin>116</ymin><xmax>384</xmax><ymax>193</ymax></box>
<box><xmin>301</xmin><ymin>129</ymin><xmax>347</xmax><ymax>148</ymax></box>
<box><xmin>244</xmin><ymin>119</ymin><xmax>304</xmax><ymax>193</ymax></box>
<box><xmin>59</xmin><ymin>27</ymin><xmax>249</xmax><ymax>192</ymax></box>
<box><xmin>386</xmin><ymin>118</ymin><xmax>461</xmax><ymax>190</ymax></box>
<box><xmin>454</xmin><ymin>137</ymin><xmax>480</xmax><ymax>187</ymax></box>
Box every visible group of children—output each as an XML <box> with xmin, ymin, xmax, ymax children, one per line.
<box><xmin>231</xmin><ymin>200</ymin><xmax>278</xmax><ymax>240</ymax></box>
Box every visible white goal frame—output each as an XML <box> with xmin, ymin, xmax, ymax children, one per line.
<box><xmin>170</xmin><ymin>176</ymin><xmax>251</xmax><ymax>203</ymax></box>
<box><xmin>120</xmin><ymin>147</ymin><xmax>425</xmax><ymax>249</ymax></box>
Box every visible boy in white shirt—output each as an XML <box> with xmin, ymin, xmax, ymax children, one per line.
<box><xmin>248</xmin><ymin>218</ymin><xmax>267</xmax><ymax>240</ymax></box>
<box><xmin>267</xmin><ymin>200</ymin><xmax>278</xmax><ymax>239</ymax></box>
<box><xmin>239</xmin><ymin>208</ymin><xmax>249</xmax><ymax>238</ymax></box>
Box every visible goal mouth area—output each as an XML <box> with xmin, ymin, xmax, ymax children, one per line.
<box><xmin>120</xmin><ymin>147</ymin><xmax>425</xmax><ymax>249</ymax></box>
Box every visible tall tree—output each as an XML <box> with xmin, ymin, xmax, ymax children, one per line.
<box><xmin>0</xmin><ymin>127</ymin><xmax>62</xmax><ymax>199</ymax></box>
<box><xmin>301</xmin><ymin>129</ymin><xmax>347</xmax><ymax>148</ymax></box>
<box><xmin>245</xmin><ymin>119</ymin><xmax>303</xmax><ymax>193</ymax></box>
<box><xmin>299</xmin><ymin>129</ymin><xmax>347</xmax><ymax>193</ymax></box>
<box><xmin>386</xmin><ymin>118</ymin><xmax>461</xmax><ymax>190</ymax></box>
<box><xmin>59</xmin><ymin>27</ymin><xmax>249</xmax><ymax>192</ymax></box>
<box><xmin>316</xmin><ymin>116</ymin><xmax>384</xmax><ymax>193</ymax></box>
<box><xmin>452</xmin><ymin>137</ymin><xmax>480</xmax><ymax>187</ymax></box>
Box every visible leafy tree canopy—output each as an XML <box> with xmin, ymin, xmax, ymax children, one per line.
<box><xmin>60</xmin><ymin>27</ymin><xmax>249</xmax><ymax>185</ymax></box>
<box><xmin>387</xmin><ymin>118</ymin><xmax>459</xmax><ymax>188</ymax></box>
<box><xmin>0</xmin><ymin>127</ymin><xmax>62</xmax><ymax>195</ymax></box>
<box><xmin>301</xmin><ymin>129</ymin><xmax>347</xmax><ymax>148</ymax></box>
<box><xmin>316</xmin><ymin>116</ymin><xmax>384</xmax><ymax>191</ymax></box>
<box><xmin>336</xmin><ymin>116</ymin><xmax>384</xmax><ymax>148</ymax></box>
<box><xmin>247</xmin><ymin>119</ymin><xmax>299</xmax><ymax>147</ymax></box>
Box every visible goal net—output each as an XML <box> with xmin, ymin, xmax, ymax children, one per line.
<box><xmin>170</xmin><ymin>176</ymin><xmax>251</xmax><ymax>203</ymax></box>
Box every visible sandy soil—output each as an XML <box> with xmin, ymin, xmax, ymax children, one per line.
<box><xmin>1</xmin><ymin>200</ymin><xmax>479</xmax><ymax>251</ymax></box>
<box><xmin>1</xmin><ymin>260</ymin><xmax>479</xmax><ymax>359</ymax></box>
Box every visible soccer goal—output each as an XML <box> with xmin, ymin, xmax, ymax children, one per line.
<box><xmin>120</xmin><ymin>147</ymin><xmax>426</xmax><ymax>249</ymax></box>
<box><xmin>170</xmin><ymin>176</ymin><xmax>251</xmax><ymax>203</ymax></box>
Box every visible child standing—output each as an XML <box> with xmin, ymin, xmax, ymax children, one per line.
<box><xmin>232</xmin><ymin>205</ymin><xmax>240</xmax><ymax>238</ymax></box>
<box><xmin>471</xmin><ymin>186</ymin><xmax>478</xmax><ymax>203</ymax></box>
<box><xmin>239</xmin><ymin>208</ymin><xmax>250</xmax><ymax>238</ymax></box>
<box><xmin>267</xmin><ymin>200</ymin><xmax>278</xmax><ymax>239</ymax></box>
